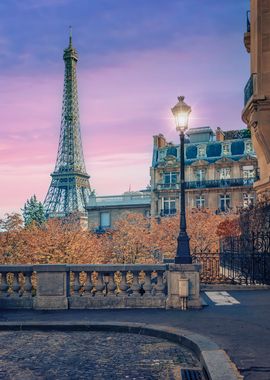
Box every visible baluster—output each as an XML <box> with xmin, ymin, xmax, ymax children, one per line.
<box><xmin>130</xmin><ymin>272</ymin><xmax>141</xmax><ymax>297</ymax></box>
<box><xmin>12</xmin><ymin>273</ymin><xmax>20</xmax><ymax>298</ymax></box>
<box><xmin>142</xmin><ymin>271</ymin><xmax>152</xmax><ymax>296</ymax></box>
<box><xmin>95</xmin><ymin>272</ymin><xmax>105</xmax><ymax>297</ymax></box>
<box><xmin>84</xmin><ymin>271</ymin><xmax>93</xmax><ymax>296</ymax></box>
<box><xmin>73</xmin><ymin>272</ymin><xmax>81</xmax><ymax>296</ymax></box>
<box><xmin>107</xmin><ymin>272</ymin><xmax>117</xmax><ymax>296</ymax></box>
<box><xmin>0</xmin><ymin>273</ymin><xmax>9</xmax><ymax>297</ymax></box>
<box><xmin>22</xmin><ymin>272</ymin><xmax>32</xmax><ymax>297</ymax></box>
<box><xmin>119</xmin><ymin>271</ymin><xmax>128</xmax><ymax>296</ymax></box>
<box><xmin>154</xmin><ymin>271</ymin><xmax>166</xmax><ymax>296</ymax></box>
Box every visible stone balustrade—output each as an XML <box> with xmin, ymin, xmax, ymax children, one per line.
<box><xmin>69</xmin><ymin>264</ymin><xmax>167</xmax><ymax>309</ymax></box>
<box><xmin>0</xmin><ymin>265</ymin><xmax>34</xmax><ymax>309</ymax></box>
<box><xmin>0</xmin><ymin>263</ymin><xmax>201</xmax><ymax>310</ymax></box>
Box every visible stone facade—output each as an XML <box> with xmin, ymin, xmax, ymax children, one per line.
<box><xmin>151</xmin><ymin>127</ymin><xmax>258</xmax><ymax>217</ymax></box>
<box><xmin>242</xmin><ymin>0</ymin><xmax>270</xmax><ymax>198</ymax></box>
<box><xmin>86</xmin><ymin>192</ymin><xmax>151</xmax><ymax>231</ymax></box>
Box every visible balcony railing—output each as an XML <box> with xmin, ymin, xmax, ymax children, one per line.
<box><xmin>157</xmin><ymin>178</ymin><xmax>255</xmax><ymax>191</ymax></box>
<box><xmin>88</xmin><ymin>193</ymin><xmax>151</xmax><ymax>208</ymax></box>
<box><xmin>186</xmin><ymin>178</ymin><xmax>255</xmax><ymax>189</ymax></box>
<box><xmin>246</xmin><ymin>10</ymin><xmax>250</xmax><ymax>33</ymax></box>
<box><xmin>244</xmin><ymin>74</ymin><xmax>254</xmax><ymax>105</ymax></box>
<box><xmin>160</xmin><ymin>208</ymin><xmax>177</xmax><ymax>216</ymax></box>
<box><xmin>156</xmin><ymin>183</ymin><xmax>179</xmax><ymax>190</ymax></box>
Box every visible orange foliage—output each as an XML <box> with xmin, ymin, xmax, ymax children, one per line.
<box><xmin>0</xmin><ymin>210</ymin><xmax>240</xmax><ymax>265</ymax></box>
<box><xmin>0</xmin><ymin>214</ymin><xmax>107</xmax><ymax>264</ymax></box>
<box><xmin>103</xmin><ymin>213</ymin><xmax>154</xmax><ymax>264</ymax></box>
<box><xmin>150</xmin><ymin>208</ymin><xmax>229</xmax><ymax>258</ymax></box>
<box><xmin>216</xmin><ymin>216</ymin><xmax>241</xmax><ymax>238</ymax></box>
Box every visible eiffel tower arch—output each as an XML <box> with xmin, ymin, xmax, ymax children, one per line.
<box><xmin>44</xmin><ymin>31</ymin><xmax>91</xmax><ymax>217</ymax></box>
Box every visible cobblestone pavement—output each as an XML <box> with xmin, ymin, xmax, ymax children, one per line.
<box><xmin>0</xmin><ymin>331</ymin><xmax>201</xmax><ymax>380</ymax></box>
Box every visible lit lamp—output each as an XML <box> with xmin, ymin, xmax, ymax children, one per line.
<box><xmin>171</xmin><ymin>96</ymin><xmax>192</xmax><ymax>264</ymax></box>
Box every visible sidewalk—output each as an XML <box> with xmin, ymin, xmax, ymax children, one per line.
<box><xmin>1</xmin><ymin>290</ymin><xmax>270</xmax><ymax>379</ymax></box>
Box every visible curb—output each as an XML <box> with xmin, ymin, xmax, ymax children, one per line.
<box><xmin>201</xmin><ymin>284</ymin><xmax>270</xmax><ymax>291</ymax></box>
<box><xmin>0</xmin><ymin>321</ymin><xmax>242</xmax><ymax>380</ymax></box>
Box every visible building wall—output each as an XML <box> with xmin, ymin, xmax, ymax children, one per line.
<box><xmin>151</xmin><ymin>129</ymin><xmax>258</xmax><ymax>216</ymax></box>
<box><xmin>88</xmin><ymin>205</ymin><xmax>150</xmax><ymax>231</ymax></box>
<box><xmin>242</xmin><ymin>0</ymin><xmax>270</xmax><ymax>198</ymax></box>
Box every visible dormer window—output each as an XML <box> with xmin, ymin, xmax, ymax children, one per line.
<box><xmin>222</xmin><ymin>143</ymin><xmax>230</xmax><ymax>155</ymax></box>
<box><xmin>245</xmin><ymin>141</ymin><xmax>253</xmax><ymax>153</ymax></box>
<box><xmin>197</xmin><ymin>145</ymin><xmax>206</xmax><ymax>158</ymax></box>
<box><xmin>159</xmin><ymin>150</ymin><xmax>166</xmax><ymax>160</ymax></box>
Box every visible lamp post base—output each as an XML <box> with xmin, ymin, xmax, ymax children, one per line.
<box><xmin>175</xmin><ymin>232</ymin><xmax>192</xmax><ymax>264</ymax></box>
<box><xmin>175</xmin><ymin>256</ymin><xmax>192</xmax><ymax>264</ymax></box>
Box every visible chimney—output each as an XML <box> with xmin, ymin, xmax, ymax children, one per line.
<box><xmin>153</xmin><ymin>134</ymin><xmax>166</xmax><ymax>148</ymax></box>
<box><xmin>216</xmin><ymin>127</ymin><xmax>225</xmax><ymax>141</ymax></box>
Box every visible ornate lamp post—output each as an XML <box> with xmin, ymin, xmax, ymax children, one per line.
<box><xmin>171</xmin><ymin>96</ymin><xmax>192</xmax><ymax>264</ymax></box>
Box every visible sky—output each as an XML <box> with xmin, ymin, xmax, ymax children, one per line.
<box><xmin>0</xmin><ymin>0</ymin><xmax>250</xmax><ymax>216</ymax></box>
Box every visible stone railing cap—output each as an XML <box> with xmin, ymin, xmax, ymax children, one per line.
<box><xmin>68</xmin><ymin>264</ymin><xmax>167</xmax><ymax>272</ymax></box>
<box><xmin>33</xmin><ymin>264</ymin><xmax>69</xmax><ymax>272</ymax></box>
<box><xmin>0</xmin><ymin>265</ymin><xmax>33</xmax><ymax>272</ymax></box>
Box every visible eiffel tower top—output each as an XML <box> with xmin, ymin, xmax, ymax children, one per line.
<box><xmin>63</xmin><ymin>26</ymin><xmax>78</xmax><ymax>62</ymax></box>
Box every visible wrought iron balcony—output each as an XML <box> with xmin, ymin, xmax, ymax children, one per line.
<box><xmin>186</xmin><ymin>178</ymin><xmax>255</xmax><ymax>189</ymax></box>
<box><xmin>244</xmin><ymin>74</ymin><xmax>254</xmax><ymax>105</ymax></box>
<box><xmin>160</xmin><ymin>208</ymin><xmax>177</xmax><ymax>216</ymax></box>
<box><xmin>157</xmin><ymin>178</ymin><xmax>255</xmax><ymax>191</ymax></box>
<box><xmin>244</xmin><ymin>11</ymin><xmax>251</xmax><ymax>53</ymax></box>
<box><xmin>246</xmin><ymin>10</ymin><xmax>250</xmax><ymax>33</ymax></box>
<box><xmin>156</xmin><ymin>183</ymin><xmax>179</xmax><ymax>190</ymax></box>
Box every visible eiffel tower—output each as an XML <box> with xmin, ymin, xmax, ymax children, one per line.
<box><xmin>44</xmin><ymin>30</ymin><xmax>91</xmax><ymax>217</ymax></box>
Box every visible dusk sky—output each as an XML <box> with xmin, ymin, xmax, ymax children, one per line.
<box><xmin>0</xmin><ymin>0</ymin><xmax>250</xmax><ymax>216</ymax></box>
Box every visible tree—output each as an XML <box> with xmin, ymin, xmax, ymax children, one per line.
<box><xmin>216</xmin><ymin>217</ymin><xmax>241</xmax><ymax>238</ymax></box>
<box><xmin>22</xmin><ymin>195</ymin><xmax>46</xmax><ymax>227</ymax></box>
<box><xmin>0</xmin><ymin>213</ymin><xmax>24</xmax><ymax>263</ymax></box>
<box><xmin>150</xmin><ymin>208</ymin><xmax>229</xmax><ymax>258</ymax></box>
<box><xmin>103</xmin><ymin>213</ymin><xmax>155</xmax><ymax>264</ymax></box>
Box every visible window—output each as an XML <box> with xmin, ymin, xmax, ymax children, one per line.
<box><xmin>219</xmin><ymin>194</ymin><xmax>231</xmax><ymax>212</ymax></box>
<box><xmin>222</xmin><ymin>143</ymin><xmax>230</xmax><ymax>155</ymax></box>
<box><xmin>100</xmin><ymin>212</ymin><xmax>111</xmax><ymax>228</ymax></box>
<box><xmin>164</xmin><ymin>172</ymin><xmax>177</xmax><ymax>185</ymax></box>
<box><xmin>196</xmin><ymin>195</ymin><xmax>205</xmax><ymax>208</ymax></box>
<box><xmin>243</xmin><ymin>193</ymin><xmax>254</xmax><ymax>208</ymax></box>
<box><xmin>245</xmin><ymin>142</ymin><xmax>253</xmax><ymax>154</ymax></box>
<box><xmin>198</xmin><ymin>145</ymin><xmax>206</xmax><ymax>158</ymax></box>
<box><xmin>162</xmin><ymin>197</ymin><xmax>176</xmax><ymax>216</ymax></box>
<box><xmin>144</xmin><ymin>210</ymin><xmax>150</xmax><ymax>218</ymax></box>
<box><xmin>243</xmin><ymin>165</ymin><xmax>254</xmax><ymax>184</ymax></box>
<box><xmin>220</xmin><ymin>167</ymin><xmax>231</xmax><ymax>179</ymax></box>
<box><xmin>195</xmin><ymin>169</ymin><xmax>206</xmax><ymax>182</ymax></box>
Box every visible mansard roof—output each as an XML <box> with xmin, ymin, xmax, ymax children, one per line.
<box><xmin>152</xmin><ymin>129</ymin><xmax>256</xmax><ymax>168</ymax></box>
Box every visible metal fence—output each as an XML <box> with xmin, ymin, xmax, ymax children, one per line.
<box><xmin>220</xmin><ymin>234</ymin><xmax>270</xmax><ymax>285</ymax></box>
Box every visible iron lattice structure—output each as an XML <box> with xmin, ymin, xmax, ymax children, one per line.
<box><xmin>44</xmin><ymin>34</ymin><xmax>91</xmax><ymax>217</ymax></box>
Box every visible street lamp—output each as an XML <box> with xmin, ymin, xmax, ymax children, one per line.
<box><xmin>171</xmin><ymin>96</ymin><xmax>192</xmax><ymax>264</ymax></box>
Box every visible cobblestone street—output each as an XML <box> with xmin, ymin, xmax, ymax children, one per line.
<box><xmin>0</xmin><ymin>331</ymin><xmax>201</xmax><ymax>379</ymax></box>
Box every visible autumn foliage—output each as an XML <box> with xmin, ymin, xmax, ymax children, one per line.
<box><xmin>0</xmin><ymin>213</ymin><xmax>107</xmax><ymax>265</ymax></box>
<box><xmin>0</xmin><ymin>209</ymin><xmax>240</xmax><ymax>265</ymax></box>
<box><xmin>216</xmin><ymin>217</ymin><xmax>241</xmax><ymax>238</ymax></box>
